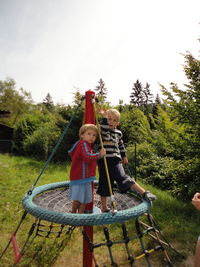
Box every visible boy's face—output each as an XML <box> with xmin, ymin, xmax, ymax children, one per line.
<box><xmin>81</xmin><ymin>129</ymin><xmax>97</xmax><ymax>144</ymax></box>
<box><xmin>107</xmin><ymin>114</ymin><xmax>119</xmax><ymax>129</ymax></box>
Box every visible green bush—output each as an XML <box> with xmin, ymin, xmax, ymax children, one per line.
<box><xmin>127</xmin><ymin>142</ymin><xmax>200</xmax><ymax>201</ymax></box>
<box><xmin>23</xmin><ymin>122</ymin><xmax>60</xmax><ymax>159</ymax></box>
<box><xmin>14</xmin><ymin>113</ymin><xmax>45</xmax><ymax>153</ymax></box>
<box><xmin>120</xmin><ymin>108</ymin><xmax>152</xmax><ymax>144</ymax></box>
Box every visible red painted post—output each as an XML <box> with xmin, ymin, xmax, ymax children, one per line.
<box><xmin>82</xmin><ymin>90</ymin><xmax>95</xmax><ymax>267</ymax></box>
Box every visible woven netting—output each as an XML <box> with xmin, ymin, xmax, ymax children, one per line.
<box><xmin>22</xmin><ymin>181</ymin><xmax>151</xmax><ymax>226</ymax></box>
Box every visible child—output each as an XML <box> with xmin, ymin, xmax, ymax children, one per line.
<box><xmin>68</xmin><ymin>124</ymin><xmax>106</xmax><ymax>213</ymax></box>
<box><xmin>192</xmin><ymin>192</ymin><xmax>200</xmax><ymax>267</ymax></box>
<box><xmin>96</xmin><ymin>108</ymin><xmax>157</xmax><ymax>212</ymax></box>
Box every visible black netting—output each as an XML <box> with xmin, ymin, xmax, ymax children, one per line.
<box><xmin>33</xmin><ymin>185</ymin><xmax>142</xmax><ymax>213</ymax></box>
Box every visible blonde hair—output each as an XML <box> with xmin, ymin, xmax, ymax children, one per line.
<box><xmin>79</xmin><ymin>124</ymin><xmax>98</xmax><ymax>138</ymax></box>
<box><xmin>107</xmin><ymin>109</ymin><xmax>120</xmax><ymax>121</ymax></box>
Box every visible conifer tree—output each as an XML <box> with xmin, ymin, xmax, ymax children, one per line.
<box><xmin>130</xmin><ymin>79</ymin><xmax>153</xmax><ymax>107</ymax></box>
<box><xmin>95</xmin><ymin>78</ymin><xmax>107</xmax><ymax>103</ymax></box>
<box><xmin>43</xmin><ymin>93</ymin><xmax>54</xmax><ymax>111</ymax></box>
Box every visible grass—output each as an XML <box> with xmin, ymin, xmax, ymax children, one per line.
<box><xmin>0</xmin><ymin>154</ymin><xmax>200</xmax><ymax>266</ymax></box>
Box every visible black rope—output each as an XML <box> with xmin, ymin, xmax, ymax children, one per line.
<box><xmin>103</xmin><ymin>226</ymin><xmax>118</xmax><ymax>267</ymax></box>
<box><xmin>19</xmin><ymin>219</ymin><xmax>38</xmax><ymax>256</ymax></box>
<box><xmin>121</xmin><ymin>223</ymin><xmax>135</xmax><ymax>265</ymax></box>
<box><xmin>135</xmin><ymin>218</ymin><xmax>152</xmax><ymax>267</ymax></box>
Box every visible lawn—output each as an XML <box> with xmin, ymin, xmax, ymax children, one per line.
<box><xmin>0</xmin><ymin>154</ymin><xmax>199</xmax><ymax>267</ymax></box>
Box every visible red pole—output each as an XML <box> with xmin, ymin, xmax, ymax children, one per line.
<box><xmin>83</xmin><ymin>90</ymin><xmax>95</xmax><ymax>267</ymax></box>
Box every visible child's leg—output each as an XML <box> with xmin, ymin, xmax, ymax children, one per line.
<box><xmin>101</xmin><ymin>196</ymin><xmax>109</xmax><ymax>212</ymax></box>
<box><xmin>131</xmin><ymin>182</ymin><xmax>146</xmax><ymax>195</ymax></box>
<box><xmin>78</xmin><ymin>203</ymin><xmax>86</xmax><ymax>214</ymax></box>
<box><xmin>194</xmin><ymin>237</ymin><xmax>200</xmax><ymax>267</ymax></box>
<box><xmin>131</xmin><ymin>182</ymin><xmax>157</xmax><ymax>201</ymax></box>
<box><xmin>71</xmin><ymin>200</ymin><xmax>80</xmax><ymax>213</ymax></box>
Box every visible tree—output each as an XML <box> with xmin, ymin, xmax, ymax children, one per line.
<box><xmin>152</xmin><ymin>93</ymin><xmax>162</xmax><ymax>118</ymax></box>
<box><xmin>95</xmin><ymin>78</ymin><xmax>107</xmax><ymax>103</ymax></box>
<box><xmin>43</xmin><ymin>93</ymin><xmax>54</xmax><ymax>112</ymax></box>
<box><xmin>143</xmin><ymin>82</ymin><xmax>153</xmax><ymax>106</ymax></box>
<box><xmin>120</xmin><ymin>107</ymin><xmax>152</xmax><ymax>144</ymax></box>
<box><xmin>72</xmin><ymin>88</ymin><xmax>84</xmax><ymax>106</ymax></box>
<box><xmin>130</xmin><ymin>79</ymin><xmax>143</xmax><ymax>106</ymax></box>
<box><xmin>0</xmin><ymin>77</ymin><xmax>33</xmax><ymax>126</ymax></box>
<box><xmin>160</xmin><ymin>52</ymin><xmax>200</xmax><ymax>157</ymax></box>
<box><xmin>130</xmin><ymin>80</ymin><xmax>153</xmax><ymax>108</ymax></box>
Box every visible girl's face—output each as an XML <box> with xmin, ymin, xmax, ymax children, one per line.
<box><xmin>81</xmin><ymin>129</ymin><xmax>97</xmax><ymax>144</ymax></box>
<box><xmin>107</xmin><ymin>115</ymin><xmax>119</xmax><ymax>129</ymax></box>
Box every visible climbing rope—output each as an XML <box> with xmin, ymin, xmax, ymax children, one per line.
<box><xmin>93</xmin><ymin>96</ymin><xmax>117</xmax><ymax>214</ymax></box>
<box><xmin>81</xmin><ymin>213</ymin><xmax>176</xmax><ymax>267</ymax></box>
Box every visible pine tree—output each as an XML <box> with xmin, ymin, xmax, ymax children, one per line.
<box><xmin>95</xmin><ymin>78</ymin><xmax>107</xmax><ymax>103</ymax></box>
<box><xmin>43</xmin><ymin>93</ymin><xmax>54</xmax><ymax>111</ymax></box>
<box><xmin>152</xmin><ymin>93</ymin><xmax>161</xmax><ymax>117</ymax></box>
<box><xmin>143</xmin><ymin>82</ymin><xmax>153</xmax><ymax>106</ymax></box>
<box><xmin>130</xmin><ymin>79</ymin><xmax>153</xmax><ymax>108</ymax></box>
<box><xmin>130</xmin><ymin>79</ymin><xmax>143</xmax><ymax>106</ymax></box>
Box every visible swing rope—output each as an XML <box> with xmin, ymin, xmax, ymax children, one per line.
<box><xmin>93</xmin><ymin>96</ymin><xmax>117</xmax><ymax>214</ymax></box>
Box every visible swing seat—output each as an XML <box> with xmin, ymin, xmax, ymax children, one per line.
<box><xmin>22</xmin><ymin>181</ymin><xmax>151</xmax><ymax>226</ymax></box>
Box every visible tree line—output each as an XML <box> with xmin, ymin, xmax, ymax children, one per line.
<box><xmin>0</xmin><ymin>51</ymin><xmax>199</xmax><ymax>201</ymax></box>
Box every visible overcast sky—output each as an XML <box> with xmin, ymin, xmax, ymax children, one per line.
<box><xmin>0</xmin><ymin>0</ymin><xmax>199</xmax><ymax>105</ymax></box>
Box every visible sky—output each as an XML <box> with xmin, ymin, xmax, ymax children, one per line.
<box><xmin>0</xmin><ymin>0</ymin><xmax>199</xmax><ymax>106</ymax></box>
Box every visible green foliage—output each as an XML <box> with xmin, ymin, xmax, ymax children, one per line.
<box><xmin>14</xmin><ymin>113</ymin><xmax>44</xmax><ymax>153</ymax></box>
<box><xmin>120</xmin><ymin>107</ymin><xmax>152</xmax><ymax>144</ymax></box>
<box><xmin>160</xmin><ymin>52</ymin><xmax>200</xmax><ymax>157</ymax></box>
<box><xmin>0</xmin><ymin>78</ymin><xmax>33</xmax><ymax>127</ymax></box>
<box><xmin>42</xmin><ymin>93</ymin><xmax>54</xmax><ymax>112</ymax></box>
<box><xmin>150</xmin><ymin>105</ymin><xmax>189</xmax><ymax>159</ymax></box>
<box><xmin>14</xmin><ymin>111</ymin><xmax>62</xmax><ymax>160</ymax></box>
<box><xmin>127</xmin><ymin>141</ymin><xmax>200</xmax><ymax>201</ymax></box>
<box><xmin>23</xmin><ymin>122</ymin><xmax>60</xmax><ymax>159</ymax></box>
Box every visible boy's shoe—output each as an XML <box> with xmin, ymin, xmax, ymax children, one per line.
<box><xmin>142</xmin><ymin>191</ymin><xmax>157</xmax><ymax>202</ymax></box>
<box><xmin>102</xmin><ymin>208</ymin><xmax>111</xmax><ymax>213</ymax></box>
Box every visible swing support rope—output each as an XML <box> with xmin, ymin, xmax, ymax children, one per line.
<box><xmin>93</xmin><ymin>97</ymin><xmax>117</xmax><ymax>214</ymax></box>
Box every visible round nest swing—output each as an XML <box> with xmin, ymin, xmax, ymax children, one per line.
<box><xmin>22</xmin><ymin>181</ymin><xmax>151</xmax><ymax>226</ymax></box>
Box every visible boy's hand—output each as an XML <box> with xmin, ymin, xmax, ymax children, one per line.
<box><xmin>100</xmin><ymin>148</ymin><xmax>106</xmax><ymax>157</ymax></box>
<box><xmin>98</xmin><ymin>106</ymin><xmax>107</xmax><ymax>117</ymax></box>
<box><xmin>122</xmin><ymin>157</ymin><xmax>128</xmax><ymax>165</ymax></box>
